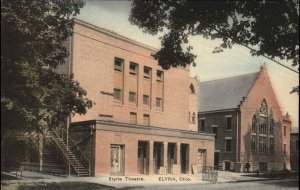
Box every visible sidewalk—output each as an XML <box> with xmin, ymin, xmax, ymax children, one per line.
<box><xmin>1</xmin><ymin>170</ymin><xmax>297</xmax><ymax>189</ymax></box>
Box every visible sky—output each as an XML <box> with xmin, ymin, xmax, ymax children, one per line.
<box><xmin>76</xmin><ymin>0</ymin><xmax>299</xmax><ymax>130</ymax></box>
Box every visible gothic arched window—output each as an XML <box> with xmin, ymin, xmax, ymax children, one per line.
<box><xmin>189</xmin><ymin>83</ymin><xmax>195</xmax><ymax>94</ymax></box>
<box><xmin>260</xmin><ymin>99</ymin><xmax>268</xmax><ymax>115</ymax></box>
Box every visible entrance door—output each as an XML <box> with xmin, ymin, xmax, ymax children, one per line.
<box><xmin>181</xmin><ymin>144</ymin><xmax>189</xmax><ymax>173</ymax></box>
<box><xmin>197</xmin><ymin>149</ymin><xmax>207</xmax><ymax>173</ymax></box>
<box><xmin>153</xmin><ymin>142</ymin><xmax>163</xmax><ymax>174</ymax></box>
<box><xmin>110</xmin><ymin>145</ymin><xmax>124</xmax><ymax>175</ymax></box>
<box><xmin>138</xmin><ymin>141</ymin><xmax>149</xmax><ymax>174</ymax></box>
<box><xmin>167</xmin><ymin>143</ymin><xmax>176</xmax><ymax>174</ymax></box>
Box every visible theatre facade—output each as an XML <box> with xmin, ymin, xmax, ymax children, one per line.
<box><xmin>61</xmin><ymin>19</ymin><xmax>215</xmax><ymax>176</ymax></box>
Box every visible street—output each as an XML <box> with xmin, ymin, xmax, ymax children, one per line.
<box><xmin>135</xmin><ymin>178</ymin><xmax>299</xmax><ymax>190</ymax></box>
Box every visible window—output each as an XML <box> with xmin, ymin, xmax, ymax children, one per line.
<box><xmin>192</xmin><ymin>112</ymin><xmax>196</xmax><ymax>123</ymax></box>
<box><xmin>212</xmin><ymin>127</ymin><xmax>218</xmax><ymax>140</ymax></box>
<box><xmin>226</xmin><ymin>117</ymin><xmax>232</xmax><ymax>130</ymax></box>
<box><xmin>225</xmin><ymin>138</ymin><xmax>232</xmax><ymax>152</ymax></box>
<box><xmin>143</xmin><ymin>114</ymin><xmax>150</xmax><ymax>126</ymax></box>
<box><xmin>284</xmin><ymin>126</ymin><xmax>286</xmax><ymax>136</ymax></box>
<box><xmin>270</xmin><ymin>119</ymin><xmax>274</xmax><ymax>135</ymax></box>
<box><xmin>130</xmin><ymin>112</ymin><xmax>137</xmax><ymax>124</ymax></box>
<box><xmin>189</xmin><ymin>83</ymin><xmax>195</xmax><ymax>94</ymax></box>
<box><xmin>259</xmin><ymin>117</ymin><xmax>267</xmax><ymax>134</ymax></box>
<box><xmin>251</xmin><ymin>135</ymin><xmax>256</xmax><ymax>152</ymax></box>
<box><xmin>113</xmin><ymin>88</ymin><xmax>122</xmax><ymax>101</ymax></box>
<box><xmin>156</xmin><ymin>70</ymin><xmax>163</xmax><ymax>82</ymax></box>
<box><xmin>260</xmin><ymin>99</ymin><xmax>268</xmax><ymax>115</ymax></box>
<box><xmin>252</xmin><ymin>115</ymin><xmax>257</xmax><ymax>133</ymax></box>
<box><xmin>144</xmin><ymin>66</ymin><xmax>151</xmax><ymax>79</ymax></box>
<box><xmin>129</xmin><ymin>92</ymin><xmax>137</xmax><ymax>103</ymax></box>
<box><xmin>129</xmin><ymin>62</ymin><xmax>138</xmax><ymax>75</ymax></box>
<box><xmin>199</xmin><ymin>119</ymin><xmax>205</xmax><ymax>132</ymax></box>
<box><xmin>259</xmin><ymin>137</ymin><xmax>268</xmax><ymax>153</ymax></box>
<box><xmin>156</xmin><ymin>97</ymin><xmax>162</xmax><ymax>107</ymax></box>
<box><xmin>114</xmin><ymin>58</ymin><xmax>123</xmax><ymax>71</ymax></box>
<box><xmin>269</xmin><ymin>137</ymin><xmax>274</xmax><ymax>153</ymax></box>
<box><xmin>143</xmin><ymin>95</ymin><xmax>150</xmax><ymax>106</ymax></box>
<box><xmin>283</xmin><ymin>144</ymin><xmax>286</xmax><ymax>155</ymax></box>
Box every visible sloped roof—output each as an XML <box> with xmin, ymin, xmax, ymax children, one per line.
<box><xmin>199</xmin><ymin>72</ymin><xmax>259</xmax><ymax>112</ymax></box>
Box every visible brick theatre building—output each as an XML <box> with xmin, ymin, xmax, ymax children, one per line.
<box><xmin>58</xmin><ymin>19</ymin><xmax>215</xmax><ymax>176</ymax></box>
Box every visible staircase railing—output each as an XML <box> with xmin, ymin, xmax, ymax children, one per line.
<box><xmin>50</xmin><ymin>129</ymin><xmax>91</xmax><ymax>176</ymax></box>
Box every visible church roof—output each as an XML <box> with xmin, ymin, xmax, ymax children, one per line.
<box><xmin>199</xmin><ymin>72</ymin><xmax>259</xmax><ymax>112</ymax></box>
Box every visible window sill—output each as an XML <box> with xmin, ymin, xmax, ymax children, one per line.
<box><xmin>224</xmin><ymin>151</ymin><xmax>233</xmax><ymax>153</ymax></box>
<box><xmin>113</xmin><ymin>100</ymin><xmax>123</xmax><ymax>105</ymax></box>
<box><xmin>224</xmin><ymin>129</ymin><xmax>232</xmax><ymax>132</ymax></box>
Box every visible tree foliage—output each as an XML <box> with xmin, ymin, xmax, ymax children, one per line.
<box><xmin>1</xmin><ymin>0</ymin><xmax>91</xmax><ymax>133</ymax></box>
<box><xmin>129</xmin><ymin>0</ymin><xmax>299</xmax><ymax>71</ymax></box>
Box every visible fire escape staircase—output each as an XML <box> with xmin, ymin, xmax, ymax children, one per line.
<box><xmin>49</xmin><ymin>129</ymin><xmax>91</xmax><ymax>177</ymax></box>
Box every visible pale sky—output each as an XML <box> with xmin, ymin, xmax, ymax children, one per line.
<box><xmin>77</xmin><ymin>0</ymin><xmax>299</xmax><ymax>129</ymax></box>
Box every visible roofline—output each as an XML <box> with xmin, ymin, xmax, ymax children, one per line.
<box><xmin>73</xmin><ymin>19</ymin><xmax>158</xmax><ymax>52</ymax></box>
<box><xmin>198</xmin><ymin>108</ymin><xmax>239</xmax><ymax>114</ymax></box>
<box><xmin>200</xmin><ymin>72</ymin><xmax>259</xmax><ymax>84</ymax></box>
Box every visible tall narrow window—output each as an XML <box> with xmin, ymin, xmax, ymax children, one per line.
<box><xmin>144</xmin><ymin>66</ymin><xmax>151</xmax><ymax>79</ymax></box>
<box><xmin>156</xmin><ymin>97</ymin><xmax>162</xmax><ymax>107</ymax></box>
<box><xmin>114</xmin><ymin>58</ymin><xmax>123</xmax><ymax>72</ymax></box>
<box><xmin>129</xmin><ymin>62</ymin><xmax>138</xmax><ymax>75</ymax></box>
<box><xmin>252</xmin><ymin>115</ymin><xmax>257</xmax><ymax>133</ymax></box>
<box><xmin>269</xmin><ymin>138</ymin><xmax>274</xmax><ymax>153</ymax></box>
<box><xmin>192</xmin><ymin>112</ymin><xmax>196</xmax><ymax>123</ymax></box>
<box><xmin>226</xmin><ymin>117</ymin><xmax>232</xmax><ymax>130</ymax></box>
<box><xmin>225</xmin><ymin>138</ymin><xmax>232</xmax><ymax>152</ymax></box>
<box><xmin>199</xmin><ymin>119</ymin><xmax>205</xmax><ymax>132</ymax></box>
<box><xmin>284</xmin><ymin>126</ymin><xmax>287</xmax><ymax>136</ymax></box>
<box><xmin>113</xmin><ymin>88</ymin><xmax>122</xmax><ymax>101</ymax></box>
<box><xmin>130</xmin><ymin>112</ymin><xmax>137</xmax><ymax>124</ymax></box>
<box><xmin>189</xmin><ymin>83</ymin><xmax>195</xmax><ymax>94</ymax></box>
<box><xmin>143</xmin><ymin>95</ymin><xmax>150</xmax><ymax>106</ymax></box>
<box><xmin>251</xmin><ymin>135</ymin><xmax>256</xmax><ymax>152</ymax></box>
<box><xmin>143</xmin><ymin>114</ymin><xmax>150</xmax><ymax>126</ymax></box>
<box><xmin>283</xmin><ymin>144</ymin><xmax>286</xmax><ymax>155</ymax></box>
<box><xmin>270</xmin><ymin>119</ymin><xmax>274</xmax><ymax>135</ymax></box>
<box><xmin>259</xmin><ymin>137</ymin><xmax>268</xmax><ymax>153</ymax></box>
<box><xmin>129</xmin><ymin>92</ymin><xmax>137</xmax><ymax>103</ymax></box>
<box><xmin>212</xmin><ymin>127</ymin><xmax>218</xmax><ymax>140</ymax></box>
<box><xmin>156</xmin><ymin>70</ymin><xmax>163</xmax><ymax>82</ymax></box>
<box><xmin>259</xmin><ymin>117</ymin><xmax>267</xmax><ymax>134</ymax></box>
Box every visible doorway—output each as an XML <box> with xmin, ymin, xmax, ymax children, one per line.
<box><xmin>138</xmin><ymin>141</ymin><xmax>149</xmax><ymax>174</ymax></box>
<box><xmin>181</xmin><ymin>144</ymin><xmax>189</xmax><ymax>173</ymax></box>
<box><xmin>224</xmin><ymin>161</ymin><xmax>231</xmax><ymax>171</ymax></box>
<box><xmin>197</xmin><ymin>149</ymin><xmax>207</xmax><ymax>173</ymax></box>
<box><xmin>153</xmin><ymin>142</ymin><xmax>163</xmax><ymax>174</ymax></box>
<box><xmin>110</xmin><ymin>144</ymin><xmax>125</xmax><ymax>175</ymax></box>
<box><xmin>168</xmin><ymin>143</ymin><xmax>176</xmax><ymax>174</ymax></box>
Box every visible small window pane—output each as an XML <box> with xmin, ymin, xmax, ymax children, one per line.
<box><xmin>143</xmin><ymin>114</ymin><xmax>150</xmax><ymax>126</ymax></box>
<box><xmin>129</xmin><ymin>92</ymin><xmax>137</xmax><ymax>103</ymax></box>
<box><xmin>114</xmin><ymin>58</ymin><xmax>123</xmax><ymax>71</ymax></box>
<box><xmin>156</xmin><ymin>97</ymin><xmax>162</xmax><ymax>107</ymax></box>
<box><xmin>114</xmin><ymin>89</ymin><xmax>122</xmax><ymax>101</ymax></box>
<box><xmin>156</xmin><ymin>70</ymin><xmax>163</xmax><ymax>82</ymax></box>
<box><xmin>130</xmin><ymin>62</ymin><xmax>138</xmax><ymax>75</ymax></box>
<box><xmin>130</xmin><ymin>112</ymin><xmax>137</xmax><ymax>124</ymax></box>
<box><xmin>144</xmin><ymin>66</ymin><xmax>151</xmax><ymax>79</ymax></box>
<box><xmin>143</xmin><ymin>95</ymin><xmax>150</xmax><ymax>105</ymax></box>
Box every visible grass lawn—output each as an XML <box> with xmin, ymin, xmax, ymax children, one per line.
<box><xmin>16</xmin><ymin>181</ymin><xmax>115</xmax><ymax>190</ymax></box>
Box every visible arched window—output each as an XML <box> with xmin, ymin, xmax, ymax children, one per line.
<box><xmin>270</xmin><ymin>119</ymin><xmax>274</xmax><ymax>135</ymax></box>
<box><xmin>189</xmin><ymin>83</ymin><xmax>195</xmax><ymax>94</ymax></box>
<box><xmin>252</xmin><ymin>115</ymin><xmax>257</xmax><ymax>132</ymax></box>
<box><xmin>260</xmin><ymin>99</ymin><xmax>268</xmax><ymax>115</ymax></box>
<box><xmin>192</xmin><ymin>112</ymin><xmax>196</xmax><ymax>123</ymax></box>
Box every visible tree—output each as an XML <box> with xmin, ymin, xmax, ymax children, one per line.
<box><xmin>1</xmin><ymin>0</ymin><xmax>91</xmax><ymax>135</ymax></box>
<box><xmin>129</xmin><ymin>1</ymin><xmax>299</xmax><ymax>81</ymax></box>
